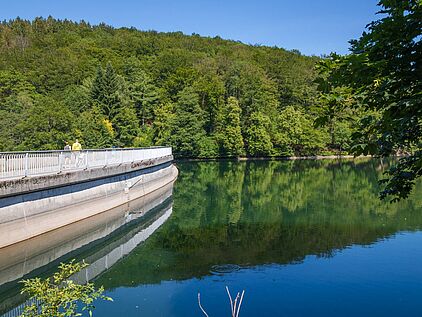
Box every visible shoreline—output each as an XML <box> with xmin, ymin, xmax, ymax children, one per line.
<box><xmin>175</xmin><ymin>155</ymin><xmax>380</xmax><ymax>162</ymax></box>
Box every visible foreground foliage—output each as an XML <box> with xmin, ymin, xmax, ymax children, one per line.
<box><xmin>316</xmin><ymin>0</ymin><xmax>422</xmax><ymax>201</ymax></box>
<box><xmin>20</xmin><ymin>261</ymin><xmax>112</xmax><ymax>317</ymax></box>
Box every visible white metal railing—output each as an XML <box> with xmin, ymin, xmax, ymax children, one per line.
<box><xmin>0</xmin><ymin>147</ymin><xmax>172</xmax><ymax>180</ymax></box>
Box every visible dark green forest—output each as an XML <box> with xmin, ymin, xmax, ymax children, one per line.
<box><xmin>0</xmin><ymin>17</ymin><xmax>357</xmax><ymax>157</ymax></box>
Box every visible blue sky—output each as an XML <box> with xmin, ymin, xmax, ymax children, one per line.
<box><xmin>0</xmin><ymin>0</ymin><xmax>380</xmax><ymax>56</ymax></box>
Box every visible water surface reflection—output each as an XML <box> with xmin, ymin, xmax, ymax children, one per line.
<box><xmin>94</xmin><ymin>159</ymin><xmax>422</xmax><ymax>317</ymax></box>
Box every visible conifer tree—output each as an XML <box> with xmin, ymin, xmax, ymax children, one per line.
<box><xmin>90</xmin><ymin>66</ymin><xmax>104</xmax><ymax>102</ymax></box>
<box><xmin>91</xmin><ymin>62</ymin><xmax>123</xmax><ymax>120</ymax></box>
<box><xmin>127</xmin><ymin>70</ymin><xmax>160</xmax><ymax>126</ymax></box>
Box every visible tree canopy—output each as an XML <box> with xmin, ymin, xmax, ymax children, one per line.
<box><xmin>316</xmin><ymin>0</ymin><xmax>421</xmax><ymax>201</ymax></box>
<box><xmin>3</xmin><ymin>9</ymin><xmax>418</xmax><ymax>197</ymax></box>
<box><xmin>0</xmin><ymin>17</ymin><xmax>354</xmax><ymax>157</ymax></box>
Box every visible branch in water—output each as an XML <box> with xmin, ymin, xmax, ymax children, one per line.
<box><xmin>198</xmin><ymin>286</ymin><xmax>245</xmax><ymax>316</ymax></box>
<box><xmin>198</xmin><ymin>292</ymin><xmax>209</xmax><ymax>317</ymax></box>
<box><xmin>226</xmin><ymin>286</ymin><xmax>245</xmax><ymax>317</ymax></box>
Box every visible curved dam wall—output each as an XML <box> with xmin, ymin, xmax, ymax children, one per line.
<box><xmin>0</xmin><ymin>183</ymin><xmax>174</xmax><ymax>287</ymax></box>
<box><xmin>0</xmin><ymin>158</ymin><xmax>178</xmax><ymax>249</ymax></box>
<box><xmin>0</xmin><ymin>154</ymin><xmax>173</xmax><ymax>198</ymax></box>
<box><xmin>0</xmin><ymin>184</ymin><xmax>174</xmax><ymax>315</ymax></box>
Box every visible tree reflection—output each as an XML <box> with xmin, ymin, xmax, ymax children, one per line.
<box><xmin>97</xmin><ymin>159</ymin><xmax>422</xmax><ymax>288</ymax></box>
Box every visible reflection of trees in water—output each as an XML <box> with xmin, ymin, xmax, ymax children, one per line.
<box><xmin>97</xmin><ymin>160</ymin><xmax>422</xmax><ymax>288</ymax></box>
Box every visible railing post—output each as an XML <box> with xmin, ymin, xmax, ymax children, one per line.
<box><xmin>85</xmin><ymin>150</ymin><xmax>89</xmax><ymax>169</ymax></box>
<box><xmin>58</xmin><ymin>152</ymin><xmax>63</xmax><ymax>173</ymax></box>
<box><xmin>24</xmin><ymin>153</ymin><xmax>29</xmax><ymax>177</ymax></box>
<box><xmin>105</xmin><ymin>149</ymin><xmax>108</xmax><ymax>166</ymax></box>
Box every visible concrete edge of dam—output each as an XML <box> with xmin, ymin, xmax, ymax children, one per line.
<box><xmin>0</xmin><ymin>154</ymin><xmax>173</xmax><ymax>198</ymax></box>
<box><xmin>0</xmin><ymin>179</ymin><xmax>177</xmax><ymax>316</ymax></box>
<box><xmin>0</xmin><ymin>152</ymin><xmax>178</xmax><ymax>249</ymax></box>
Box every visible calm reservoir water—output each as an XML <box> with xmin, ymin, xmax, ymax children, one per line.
<box><xmin>93</xmin><ymin>159</ymin><xmax>422</xmax><ymax>317</ymax></box>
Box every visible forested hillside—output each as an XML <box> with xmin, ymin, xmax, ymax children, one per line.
<box><xmin>0</xmin><ymin>17</ymin><xmax>357</xmax><ymax>157</ymax></box>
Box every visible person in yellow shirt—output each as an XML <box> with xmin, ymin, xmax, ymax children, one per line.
<box><xmin>72</xmin><ymin>139</ymin><xmax>83</xmax><ymax>167</ymax></box>
<box><xmin>72</xmin><ymin>139</ymin><xmax>82</xmax><ymax>151</ymax></box>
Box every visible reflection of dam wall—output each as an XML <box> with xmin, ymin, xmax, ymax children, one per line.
<box><xmin>72</xmin><ymin>206</ymin><xmax>173</xmax><ymax>284</ymax></box>
<box><xmin>0</xmin><ymin>163</ymin><xmax>178</xmax><ymax>248</ymax></box>
<box><xmin>0</xmin><ymin>180</ymin><xmax>176</xmax><ymax>315</ymax></box>
<box><xmin>0</xmin><ymin>182</ymin><xmax>174</xmax><ymax>286</ymax></box>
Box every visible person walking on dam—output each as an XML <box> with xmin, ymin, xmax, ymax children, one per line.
<box><xmin>72</xmin><ymin>139</ymin><xmax>83</xmax><ymax>167</ymax></box>
<box><xmin>72</xmin><ymin>139</ymin><xmax>82</xmax><ymax>151</ymax></box>
<box><xmin>64</xmin><ymin>141</ymin><xmax>72</xmax><ymax>166</ymax></box>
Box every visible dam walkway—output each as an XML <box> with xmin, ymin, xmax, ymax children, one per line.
<box><xmin>0</xmin><ymin>147</ymin><xmax>171</xmax><ymax>180</ymax></box>
<box><xmin>0</xmin><ymin>147</ymin><xmax>173</xmax><ymax>198</ymax></box>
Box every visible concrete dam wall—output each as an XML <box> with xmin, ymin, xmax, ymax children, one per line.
<box><xmin>0</xmin><ymin>147</ymin><xmax>178</xmax><ymax>249</ymax></box>
<box><xmin>0</xmin><ymin>181</ymin><xmax>175</xmax><ymax>316</ymax></box>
